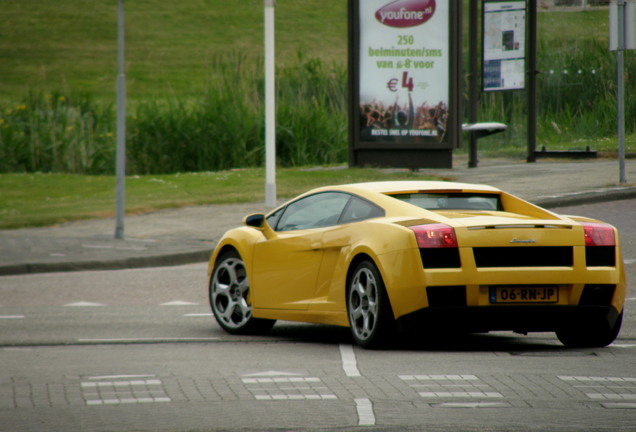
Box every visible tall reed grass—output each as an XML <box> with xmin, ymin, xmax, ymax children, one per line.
<box><xmin>127</xmin><ymin>54</ymin><xmax>347</xmax><ymax>173</ymax></box>
<box><xmin>0</xmin><ymin>93</ymin><xmax>114</xmax><ymax>173</ymax></box>
<box><xmin>0</xmin><ymin>41</ymin><xmax>633</xmax><ymax>174</ymax></box>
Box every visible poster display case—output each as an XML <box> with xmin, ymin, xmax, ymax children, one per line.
<box><xmin>348</xmin><ymin>0</ymin><xmax>462</xmax><ymax>169</ymax></box>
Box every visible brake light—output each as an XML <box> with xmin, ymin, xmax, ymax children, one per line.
<box><xmin>409</xmin><ymin>223</ymin><xmax>458</xmax><ymax>248</ymax></box>
<box><xmin>582</xmin><ymin>222</ymin><xmax>616</xmax><ymax>246</ymax></box>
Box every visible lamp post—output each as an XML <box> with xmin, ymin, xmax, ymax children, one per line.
<box><xmin>610</xmin><ymin>0</ymin><xmax>634</xmax><ymax>184</ymax></box>
<box><xmin>115</xmin><ymin>0</ymin><xmax>126</xmax><ymax>239</ymax></box>
<box><xmin>264</xmin><ymin>0</ymin><xmax>277</xmax><ymax>207</ymax></box>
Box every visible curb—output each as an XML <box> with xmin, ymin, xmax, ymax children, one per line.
<box><xmin>0</xmin><ymin>249</ymin><xmax>212</xmax><ymax>277</ymax></box>
<box><xmin>535</xmin><ymin>187</ymin><xmax>636</xmax><ymax>209</ymax></box>
<box><xmin>2</xmin><ymin>187</ymin><xmax>635</xmax><ymax>277</ymax></box>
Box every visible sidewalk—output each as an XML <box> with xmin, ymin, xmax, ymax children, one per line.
<box><xmin>1</xmin><ymin>156</ymin><xmax>635</xmax><ymax>276</ymax></box>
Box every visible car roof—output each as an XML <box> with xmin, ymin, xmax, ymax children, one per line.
<box><xmin>310</xmin><ymin>180</ymin><xmax>502</xmax><ymax>196</ymax></box>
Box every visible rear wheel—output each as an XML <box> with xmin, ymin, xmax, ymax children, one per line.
<box><xmin>209</xmin><ymin>250</ymin><xmax>275</xmax><ymax>335</ymax></box>
<box><xmin>556</xmin><ymin>311</ymin><xmax>623</xmax><ymax>348</ymax></box>
<box><xmin>347</xmin><ymin>260</ymin><xmax>395</xmax><ymax>349</ymax></box>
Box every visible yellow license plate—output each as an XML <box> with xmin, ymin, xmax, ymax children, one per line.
<box><xmin>489</xmin><ymin>286</ymin><xmax>558</xmax><ymax>304</ymax></box>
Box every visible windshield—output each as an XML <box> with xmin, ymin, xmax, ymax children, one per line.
<box><xmin>389</xmin><ymin>192</ymin><xmax>503</xmax><ymax>211</ymax></box>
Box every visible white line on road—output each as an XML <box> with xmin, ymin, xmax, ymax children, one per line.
<box><xmin>419</xmin><ymin>391</ymin><xmax>504</xmax><ymax>398</ymax></box>
<box><xmin>88</xmin><ymin>375</ymin><xmax>156</xmax><ymax>380</ymax></box>
<box><xmin>355</xmin><ymin>398</ymin><xmax>376</xmax><ymax>426</ymax></box>
<box><xmin>242</xmin><ymin>371</ymin><xmax>303</xmax><ymax>377</ymax></box>
<box><xmin>602</xmin><ymin>402</ymin><xmax>636</xmax><ymax>409</ymax></box>
<box><xmin>160</xmin><ymin>301</ymin><xmax>199</xmax><ymax>306</ymax></box>
<box><xmin>430</xmin><ymin>401</ymin><xmax>511</xmax><ymax>408</ymax></box>
<box><xmin>0</xmin><ymin>315</ymin><xmax>25</xmax><ymax>319</ymax></box>
<box><xmin>64</xmin><ymin>302</ymin><xmax>105</xmax><ymax>307</ymax></box>
<box><xmin>86</xmin><ymin>397</ymin><xmax>170</xmax><ymax>405</ymax></box>
<box><xmin>81</xmin><ymin>379</ymin><xmax>162</xmax><ymax>388</ymax></box>
<box><xmin>339</xmin><ymin>344</ymin><xmax>361</xmax><ymax>377</ymax></box>
<box><xmin>242</xmin><ymin>377</ymin><xmax>320</xmax><ymax>384</ymax></box>
<box><xmin>587</xmin><ymin>393</ymin><xmax>636</xmax><ymax>400</ymax></box>
<box><xmin>254</xmin><ymin>394</ymin><xmax>336</xmax><ymax>400</ymax></box>
<box><xmin>400</xmin><ymin>375</ymin><xmax>479</xmax><ymax>381</ymax></box>
<box><xmin>559</xmin><ymin>376</ymin><xmax>636</xmax><ymax>382</ymax></box>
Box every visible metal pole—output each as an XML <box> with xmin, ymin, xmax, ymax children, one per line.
<box><xmin>115</xmin><ymin>0</ymin><xmax>126</xmax><ymax>239</ymax></box>
<box><xmin>617</xmin><ymin>0</ymin><xmax>627</xmax><ymax>184</ymax></box>
<box><xmin>527</xmin><ymin>0</ymin><xmax>537</xmax><ymax>163</ymax></box>
<box><xmin>468</xmin><ymin>0</ymin><xmax>478</xmax><ymax>168</ymax></box>
<box><xmin>264</xmin><ymin>0</ymin><xmax>277</xmax><ymax>207</ymax></box>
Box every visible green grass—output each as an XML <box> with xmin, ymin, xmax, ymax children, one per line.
<box><xmin>0</xmin><ymin>167</ymin><xmax>443</xmax><ymax>229</ymax></box>
<box><xmin>0</xmin><ymin>0</ymin><xmax>347</xmax><ymax>102</ymax></box>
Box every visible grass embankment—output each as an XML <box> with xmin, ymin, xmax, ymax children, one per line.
<box><xmin>0</xmin><ymin>0</ymin><xmax>347</xmax><ymax>102</ymax></box>
<box><xmin>0</xmin><ymin>168</ymin><xmax>442</xmax><ymax>229</ymax></box>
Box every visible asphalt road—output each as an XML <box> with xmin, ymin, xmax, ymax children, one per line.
<box><xmin>1</xmin><ymin>199</ymin><xmax>635</xmax><ymax>432</ymax></box>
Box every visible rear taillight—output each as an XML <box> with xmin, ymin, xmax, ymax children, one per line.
<box><xmin>409</xmin><ymin>223</ymin><xmax>458</xmax><ymax>248</ymax></box>
<box><xmin>582</xmin><ymin>222</ymin><xmax>616</xmax><ymax>247</ymax></box>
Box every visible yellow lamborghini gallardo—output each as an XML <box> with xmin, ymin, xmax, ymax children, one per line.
<box><xmin>207</xmin><ymin>181</ymin><xmax>626</xmax><ymax>348</ymax></box>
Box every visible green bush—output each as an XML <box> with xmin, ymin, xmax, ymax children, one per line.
<box><xmin>0</xmin><ymin>42</ymin><xmax>633</xmax><ymax>174</ymax></box>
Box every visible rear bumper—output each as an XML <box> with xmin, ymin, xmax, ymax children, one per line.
<box><xmin>396</xmin><ymin>305</ymin><xmax>621</xmax><ymax>334</ymax></box>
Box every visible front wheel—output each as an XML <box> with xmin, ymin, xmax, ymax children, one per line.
<box><xmin>556</xmin><ymin>311</ymin><xmax>623</xmax><ymax>348</ymax></box>
<box><xmin>347</xmin><ymin>260</ymin><xmax>395</xmax><ymax>349</ymax></box>
<box><xmin>209</xmin><ymin>250</ymin><xmax>275</xmax><ymax>335</ymax></box>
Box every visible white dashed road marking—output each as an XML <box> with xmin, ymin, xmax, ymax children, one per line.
<box><xmin>64</xmin><ymin>302</ymin><xmax>105</xmax><ymax>307</ymax></box>
<box><xmin>559</xmin><ymin>376</ymin><xmax>636</xmax><ymax>409</ymax></box>
<box><xmin>339</xmin><ymin>344</ymin><xmax>361</xmax><ymax>377</ymax></box>
<box><xmin>401</xmin><ymin>375</ymin><xmax>504</xmax><ymax>399</ymax></box>
<box><xmin>82</xmin><ymin>376</ymin><xmax>170</xmax><ymax>406</ymax></box>
<box><xmin>586</xmin><ymin>393</ymin><xmax>636</xmax><ymax>400</ymax></box>
<box><xmin>430</xmin><ymin>401</ymin><xmax>511</xmax><ymax>408</ymax></box>
<box><xmin>241</xmin><ymin>374</ymin><xmax>336</xmax><ymax>401</ymax></box>
<box><xmin>559</xmin><ymin>376</ymin><xmax>636</xmax><ymax>383</ymax></box>
<box><xmin>160</xmin><ymin>301</ymin><xmax>199</xmax><ymax>306</ymax></box>
<box><xmin>602</xmin><ymin>403</ymin><xmax>636</xmax><ymax>409</ymax></box>
<box><xmin>355</xmin><ymin>398</ymin><xmax>376</xmax><ymax>425</ymax></box>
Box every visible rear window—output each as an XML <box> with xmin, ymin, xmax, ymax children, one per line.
<box><xmin>389</xmin><ymin>192</ymin><xmax>503</xmax><ymax>211</ymax></box>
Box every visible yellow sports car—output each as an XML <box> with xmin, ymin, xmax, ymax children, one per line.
<box><xmin>207</xmin><ymin>181</ymin><xmax>626</xmax><ymax>348</ymax></box>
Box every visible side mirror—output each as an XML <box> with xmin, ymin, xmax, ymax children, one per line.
<box><xmin>243</xmin><ymin>213</ymin><xmax>265</xmax><ymax>229</ymax></box>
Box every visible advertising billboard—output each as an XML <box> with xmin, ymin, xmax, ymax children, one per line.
<box><xmin>482</xmin><ymin>1</ymin><xmax>526</xmax><ymax>91</ymax></box>
<box><xmin>349</xmin><ymin>0</ymin><xmax>462</xmax><ymax>169</ymax></box>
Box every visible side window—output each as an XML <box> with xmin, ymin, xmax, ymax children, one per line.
<box><xmin>340</xmin><ymin>196</ymin><xmax>384</xmax><ymax>224</ymax></box>
<box><xmin>266</xmin><ymin>207</ymin><xmax>284</xmax><ymax>230</ymax></box>
<box><xmin>275</xmin><ymin>192</ymin><xmax>351</xmax><ymax>231</ymax></box>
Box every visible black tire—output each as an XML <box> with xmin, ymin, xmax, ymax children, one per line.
<box><xmin>346</xmin><ymin>260</ymin><xmax>395</xmax><ymax>349</ymax></box>
<box><xmin>209</xmin><ymin>250</ymin><xmax>275</xmax><ymax>335</ymax></box>
<box><xmin>556</xmin><ymin>311</ymin><xmax>623</xmax><ymax>348</ymax></box>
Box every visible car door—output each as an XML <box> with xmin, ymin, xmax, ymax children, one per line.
<box><xmin>310</xmin><ymin>195</ymin><xmax>387</xmax><ymax>311</ymax></box>
<box><xmin>251</xmin><ymin>192</ymin><xmax>351</xmax><ymax>310</ymax></box>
